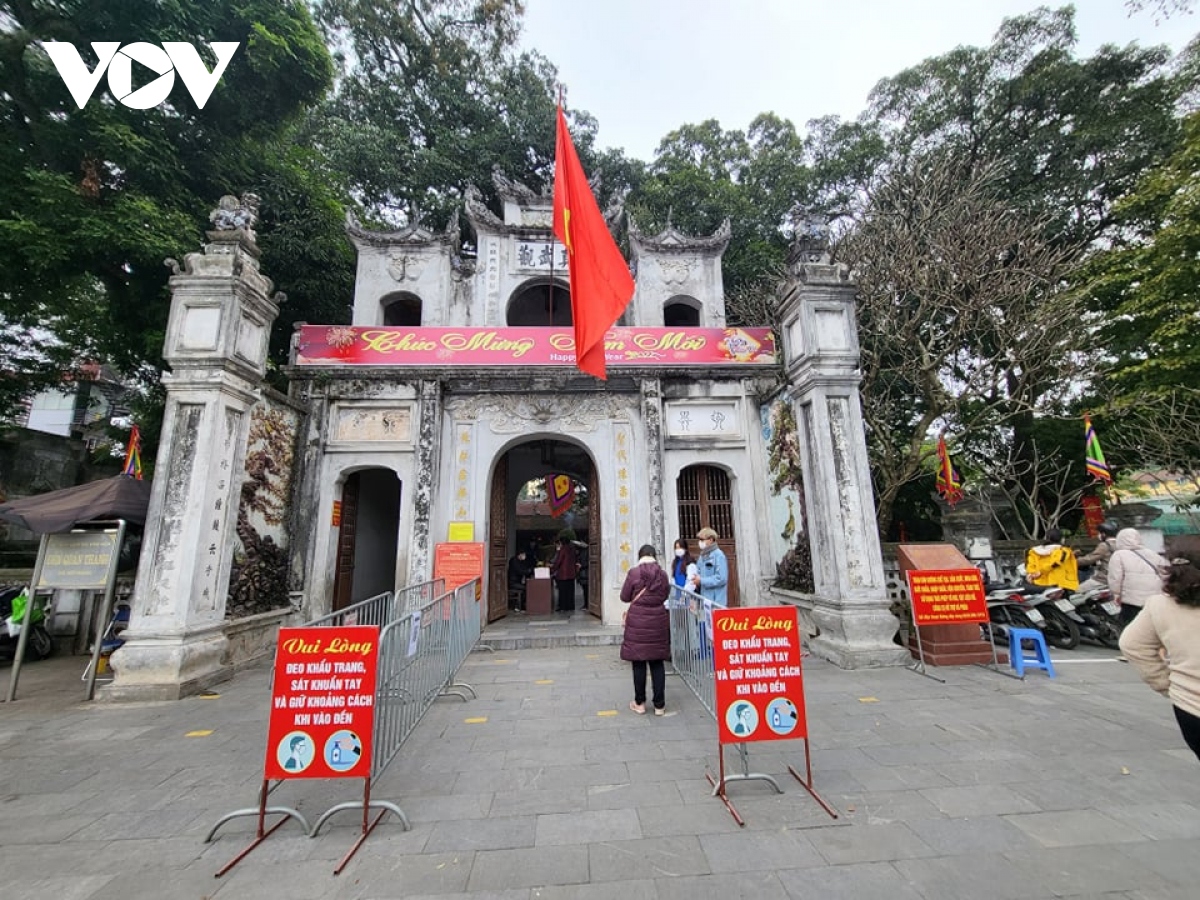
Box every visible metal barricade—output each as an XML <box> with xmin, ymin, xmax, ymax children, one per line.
<box><xmin>668</xmin><ymin>584</ymin><xmax>723</xmax><ymax>717</ymax></box>
<box><xmin>207</xmin><ymin>577</ymin><xmax>462</xmax><ymax>874</ymax></box>
<box><xmin>369</xmin><ymin>579</ymin><xmax>482</xmax><ymax>780</ymax></box>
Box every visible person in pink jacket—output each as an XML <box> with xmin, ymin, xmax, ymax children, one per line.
<box><xmin>1119</xmin><ymin>554</ymin><xmax>1200</xmax><ymax>761</ymax></box>
<box><xmin>1109</xmin><ymin>528</ymin><xmax>1169</xmax><ymax>626</ymax></box>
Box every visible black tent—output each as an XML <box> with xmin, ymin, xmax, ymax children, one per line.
<box><xmin>0</xmin><ymin>475</ymin><xmax>151</xmax><ymax>534</ymax></box>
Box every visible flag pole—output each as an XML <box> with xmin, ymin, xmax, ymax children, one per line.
<box><xmin>548</xmin><ymin>86</ymin><xmax>563</xmax><ymax>329</ymax></box>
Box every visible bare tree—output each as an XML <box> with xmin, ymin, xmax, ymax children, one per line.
<box><xmin>1126</xmin><ymin>0</ymin><xmax>1196</xmax><ymax>23</ymax></box>
<box><xmin>1107</xmin><ymin>388</ymin><xmax>1200</xmax><ymax>529</ymax></box>
<box><xmin>980</xmin><ymin>431</ymin><xmax>1092</xmax><ymax>540</ymax></box>
<box><xmin>837</xmin><ymin>153</ymin><xmax>1089</xmax><ymax>532</ymax></box>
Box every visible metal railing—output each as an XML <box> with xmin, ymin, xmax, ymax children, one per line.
<box><xmin>369</xmin><ymin>580</ymin><xmax>481</xmax><ymax>781</ymax></box>
<box><xmin>207</xmin><ymin>576</ymin><xmax>479</xmax><ymax>875</ymax></box>
<box><xmin>667</xmin><ymin>584</ymin><xmax>723</xmax><ymax>718</ymax></box>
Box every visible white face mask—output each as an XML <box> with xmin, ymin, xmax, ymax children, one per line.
<box><xmin>675</xmin><ymin>548</ymin><xmax>685</xmax><ymax>558</ymax></box>
<box><xmin>698</xmin><ymin>540</ymin><xmax>709</xmax><ymax>550</ymax></box>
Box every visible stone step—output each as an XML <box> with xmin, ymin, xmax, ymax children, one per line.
<box><xmin>479</xmin><ymin>614</ymin><xmax>622</xmax><ymax>650</ymax></box>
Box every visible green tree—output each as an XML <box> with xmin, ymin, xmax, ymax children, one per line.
<box><xmin>0</xmin><ymin>0</ymin><xmax>337</xmax><ymax>416</ymax></box>
<box><xmin>309</xmin><ymin>0</ymin><xmax>613</xmax><ymax>229</ymax></box>
<box><xmin>627</xmin><ymin>113</ymin><xmax>812</xmax><ymax>316</ymax></box>
<box><xmin>837</xmin><ymin>5</ymin><xmax>1193</xmax><ymax>536</ymax></box>
<box><xmin>1086</xmin><ymin>111</ymin><xmax>1200</xmax><ymax>400</ymax></box>
<box><xmin>868</xmin><ymin>6</ymin><xmax>1185</xmax><ymax>250</ymax></box>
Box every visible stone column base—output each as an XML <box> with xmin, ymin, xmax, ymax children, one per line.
<box><xmin>98</xmin><ymin>628</ymin><xmax>230</xmax><ymax>702</ymax></box>
<box><xmin>808</xmin><ymin>603</ymin><xmax>911</xmax><ymax>669</ymax></box>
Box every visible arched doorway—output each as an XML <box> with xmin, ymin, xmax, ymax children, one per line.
<box><xmin>506</xmin><ymin>278</ymin><xmax>572</xmax><ymax>326</ymax></box>
<box><xmin>676</xmin><ymin>464</ymin><xmax>740</xmax><ymax>605</ymax></box>
<box><xmin>487</xmin><ymin>438</ymin><xmax>600</xmax><ymax>622</ymax></box>
<box><xmin>332</xmin><ymin>468</ymin><xmax>401</xmax><ymax>611</ymax></box>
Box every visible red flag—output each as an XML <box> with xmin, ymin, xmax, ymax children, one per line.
<box><xmin>553</xmin><ymin>104</ymin><xmax>634</xmax><ymax>379</ymax></box>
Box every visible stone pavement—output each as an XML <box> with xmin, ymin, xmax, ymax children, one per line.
<box><xmin>1</xmin><ymin>641</ymin><xmax>1198</xmax><ymax>900</ymax></box>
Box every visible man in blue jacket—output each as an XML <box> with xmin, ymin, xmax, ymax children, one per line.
<box><xmin>690</xmin><ymin>526</ymin><xmax>729</xmax><ymax>606</ymax></box>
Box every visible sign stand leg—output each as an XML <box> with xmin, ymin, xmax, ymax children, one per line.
<box><xmin>705</xmin><ymin>743</ymin><xmax>745</xmax><ymax>826</ymax></box>
<box><xmin>211</xmin><ymin>780</ymin><xmax>309</xmax><ymax>877</ymax></box>
<box><xmin>786</xmin><ymin>738</ymin><xmax>839</xmax><ymax>819</ymax></box>
<box><xmin>906</xmin><ymin>620</ymin><xmax>946</xmax><ymax>683</ymax></box>
<box><xmin>332</xmin><ymin>778</ymin><xmax>392</xmax><ymax>875</ymax></box>
<box><xmin>973</xmin><ymin>623</ymin><xmax>1023</xmax><ymax>680</ymax></box>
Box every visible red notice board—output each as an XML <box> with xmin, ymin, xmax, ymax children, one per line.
<box><xmin>906</xmin><ymin>568</ymin><xmax>988</xmax><ymax>626</ymax></box>
<box><xmin>433</xmin><ymin>541</ymin><xmax>485</xmax><ymax>590</ymax></box>
<box><xmin>264</xmin><ymin>626</ymin><xmax>379</xmax><ymax>780</ymax></box>
<box><xmin>712</xmin><ymin>606</ymin><xmax>807</xmax><ymax>744</ymax></box>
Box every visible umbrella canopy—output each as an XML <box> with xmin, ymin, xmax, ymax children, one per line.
<box><xmin>0</xmin><ymin>475</ymin><xmax>151</xmax><ymax>534</ymax></box>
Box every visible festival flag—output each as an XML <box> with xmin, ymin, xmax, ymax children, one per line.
<box><xmin>547</xmin><ymin>473</ymin><xmax>575</xmax><ymax>518</ymax></box>
<box><xmin>552</xmin><ymin>103</ymin><xmax>635</xmax><ymax>379</ymax></box>
<box><xmin>935</xmin><ymin>433</ymin><xmax>963</xmax><ymax>507</ymax></box>
<box><xmin>1085</xmin><ymin>415</ymin><xmax>1112</xmax><ymax>484</ymax></box>
<box><xmin>123</xmin><ymin>424</ymin><xmax>143</xmax><ymax>480</ymax></box>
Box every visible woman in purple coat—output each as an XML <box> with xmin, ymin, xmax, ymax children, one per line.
<box><xmin>621</xmin><ymin>544</ymin><xmax>672</xmax><ymax>715</ymax></box>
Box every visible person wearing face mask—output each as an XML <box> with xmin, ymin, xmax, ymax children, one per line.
<box><xmin>670</xmin><ymin>537</ymin><xmax>696</xmax><ymax>589</ymax></box>
<box><xmin>690</xmin><ymin>527</ymin><xmax>729</xmax><ymax>605</ymax></box>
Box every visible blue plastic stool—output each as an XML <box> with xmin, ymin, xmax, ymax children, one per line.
<box><xmin>1007</xmin><ymin>627</ymin><xmax>1055</xmax><ymax>678</ymax></box>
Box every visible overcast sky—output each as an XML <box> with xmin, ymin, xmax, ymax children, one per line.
<box><xmin>521</xmin><ymin>0</ymin><xmax>1198</xmax><ymax>161</ymax></box>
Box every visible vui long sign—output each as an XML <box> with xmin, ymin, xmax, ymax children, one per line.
<box><xmin>44</xmin><ymin>41</ymin><xmax>240</xmax><ymax>110</ymax></box>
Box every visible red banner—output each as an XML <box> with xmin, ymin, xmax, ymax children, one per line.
<box><xmin>264</xmin><ymin>626</ymin><xmax>379</xmax><ymax>780</ymax></box>
<box><xmin>1081</xmin><ymin>495</ymin><xmax>1106</xmax><ymax>538</ymax></box>
<box><xmin>295</xmin><ymin>326</ymin><xmax>776</xmax><ymax>368</ymax></box>
<box><xmin>906</xmin><ymin>568</ymin><xmax>988</xmax><ymax>626</ymax></box>
<box><xmin>712</xmin><ymin>606</ymin><xmax>807</xmax><ymax>744</ymax></box>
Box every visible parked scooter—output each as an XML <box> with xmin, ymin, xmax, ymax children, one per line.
<box><xmin>1021</xmin><ymin>585</ymin><xmax>1081</xmax><ymax>650</ymax></box>
<box><xmin>983</xmin><ymin>583</ymin><xmax>1048</xmax><ymax>647</ymax></box>
<box><xmin>1070</xmin><ymin>585</ymin><xmax>1124</xmax><ymax>649</ymax></box>
<box><xmin>0</xmin><ymin>586</ymin><xmax>54</xmax><ymax>662</ymax></box>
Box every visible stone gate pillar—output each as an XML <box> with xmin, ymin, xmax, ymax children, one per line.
<box><xmin>105</xmin><ymin>195</ymin><xmax>282</xmax><ymax>700</ymax></box>
<box><xmin>778</xmin><ymin>234</ymin><xmax>908</xmax><ymax>668</ymax></box>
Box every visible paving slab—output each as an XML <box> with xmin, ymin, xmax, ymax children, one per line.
<box><xmin>1</xmin><ymin>639</ymin><xmax>1197</xmax><ymax>899</ymax></box>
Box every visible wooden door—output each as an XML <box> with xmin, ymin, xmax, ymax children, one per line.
<box><xmin>332</xmin><ymin>474</ymin><xmax>359</xmax><ymax>611</ymax></box>
<box><xmin>677</xmin><ymin>465</ymin><xmax>740</xmax><ymax>606</ymax></box>
<box><xmin>487</xmin><ymin>455</ymin><xmax>509</xmax><ymax>622</ymax></box>
<box><xmin>586</xmin><ymin>464</ymin><xmax>602</xmax><ymax>617</ymax></box>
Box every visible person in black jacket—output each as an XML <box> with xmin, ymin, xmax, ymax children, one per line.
<box><xmin>620</xmin><ymin>544</ymin><xmax>672</xmax><ymax>715</ymax></box>
<box><xmin>507</xmin><ymin>550</ymin><xmax>534</xmax><ymax>610</ymax></box>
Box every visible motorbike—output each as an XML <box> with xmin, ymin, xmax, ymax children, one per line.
<box><xmin>1022</xmin><ymin>585</ymin><xmax>1081</xmax><ymax>650</ymax></box>
<box><xmin>1070</xmin><ymin>585</ymin><xmax>1124</xmax><ymax>649</ymax></box>
<box><xmin>983</xmin><ymin>583</ymin><xmax>1048</xmax><ymax>648</ymax></box>
<box><xmin>0</xmin><ymin>585</ymin><xmax>55</xmax><ymax>662</ymax></box>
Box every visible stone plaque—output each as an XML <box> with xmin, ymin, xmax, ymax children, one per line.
<box><xmin>332</xmin><ymin>406</ymin><xmax>413</xmax><ymax>443</ymax></box>
<box><xmin>664</xmin><ymin>402</ymin><xmax>742</xmax><ymax>439</ymax></box>
<box><xmin>180</xmin><ymin>306</ymin><xmax>221</xmax><ymax>350</ymax></box>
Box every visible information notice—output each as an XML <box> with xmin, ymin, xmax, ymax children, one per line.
<box><xmin>712</xmin><ymin>606</ymin><xmax>807</xmax><ymax>745</ymax></box>
<box><xmin>906</xmin><ymin>568</ymin><xmax>987</xmax><ymax>626</ymax></box>
<box><xmin>264</xmin><ymin>626</ymin><xmax>379</xmax><ymax>780</ymax></box>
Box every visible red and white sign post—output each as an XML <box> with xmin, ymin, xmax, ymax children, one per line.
<box><xmin>709</xmin><ymin>606</ymin><xmax>837</xmax><ymax>824</ymax></box>
<box><xmin>216</xmin><ymin>625</ymin><xmax>383</xmax><ymax>876</ymax></box>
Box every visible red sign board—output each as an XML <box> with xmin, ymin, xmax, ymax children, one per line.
<box><xmin>433</xmin><ymin>542</ymin><xmax>485</xmax><ymax>590</ymax></box>
<box><xmin>264</xmin><ymin>626</ymin><xmax>379</xmax><ymax>780</ymax></box>
<box><xmin>295</xmin><ymin>325</ymin><xmax>776</xmax><ymax>368</ymax></box>
<box><xmin>712</xmin><ymin>606</ymin><xmax>807</xmax><ymax>744</ymax></box>
<box><xmin>906</xmin><ymin>568</ymin><xmax>988</xmax><ymax>626</ymax></box>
